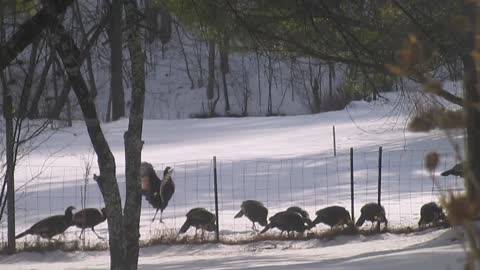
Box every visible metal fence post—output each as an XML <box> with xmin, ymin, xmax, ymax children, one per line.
<box><xmin>378</xmin><ymin>146</ymin><xmax>383</xmax><ymax>206</ymax></box>
<box><xmin>213</xmin><ymin>156</ymin><xmax>220</xmax><ymax>242</ymax></box>
<box><xmin>350</xmin><ymin>147</ymin><xmax>354</xmax><ymax>222</ymax></box>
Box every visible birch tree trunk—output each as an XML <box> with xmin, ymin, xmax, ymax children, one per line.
<box><xmin>122</xmin><ymin>0</ymin><xmax>146</xmax><ymax>268</ymax></box>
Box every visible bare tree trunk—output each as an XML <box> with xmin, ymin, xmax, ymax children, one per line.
<box><xmin>5</xmin><ymin>95</ymin><xmax>15</xmax><ymax>254</ymax></box>
<box><xmin>463</xmin><ymin>0</ymin><xmax>480</xmax><ymax>199</ymax></box>
<box><xmin>241</xmin><ymin>55</ymin><xmax>250</xmax><ymax>116</ymax></box>
<box><xmin>220</xmin><ymin>33</ymin><xmax>230</xmax><ymax>114</ymax></box>
<box><xmin>256</xmin><ymin>51</ymin><xmax>262</xmax><ymax>109</ymax></box>
<box><xmin>211</xmin><ymin>79</ymin><xmax>221</xmax><ymax>115</ymax></box>
<box><xmin>158</xmin><ymin>4</ymin><xmax>172</xmax><ymax>46</ymax></box>
<box><xmin>266</xmin><ymin>54</ymin><xmax>273</xmax><ymax>115</ymax></box>
<box><xmin>49</xmin><ymin>76</ymin><xmax>71</xmax><ymax>119</ymax></box>
<box><xmin>73</xmin><ymin>1</ymin><xmax>98</xmax><ymax>99</ymax></box>
<box><xmin>175</xmin><ymin>22</ymin><xmax>194</xmax><ymax>89</ymax></box>
<box><xmin>122</xmin><ymin>0</ymin><xmax>145</xmax><ymax>269</ymax></box>
<box><xmin>328</xmin><ymin>62</ymin><xmax>334</xmax><ymax>98</ymax></box>
<box><xmin>106</xmin><ymin>88</ymin><xmax>112</xmax><ymax>122</ymax></box>
<box><xmin>207</xmin><ymin>39</ymin><xmax>216</xmax><ymax>115</ymax></box>
<box><xmin>28</xmin><ymin>53</ymin><xmax>53</xmax><ymax>119</ymax></box>
<box><xmin>50</xmin><ymin>21</ymin><xmax>125</xmax><ymax>270</ymax></box>
<box><xmin>194</xmin><ymin>40</ymin><xmax>204</xmax><ymax>87</ymax></box>
<box><xmin>110</xmin><ymin>0</ymin><xmax>125</xmax><ymax>121</ymax></box>
<box><xmin>52</xmin><ymin>57</ymin><xmax>59</xmax><ymax>109</ymax></box>
<box><xmin>0</xmin><ymin>0</ymin><xmax>74</xmax><ymax>71</ymax></box>
<box><xmin>312</xmin><ymin>78</ymin><xmax>321</xmax><ymax>113</ymax></box>
<box><xmin>18</xmin><ymin>38</ymin><xmax>40</xmax><ymax>117</ymax></box>
<box><xmin>290</xmin><ymin>58</ymin><xmax>295</xmax><ymax>102</ymax></box>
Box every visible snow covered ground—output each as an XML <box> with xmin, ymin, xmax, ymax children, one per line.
<box><xmin>0</xmin><ymin>228</ymin><xmax>465</xmax><ymax>269</ymax></box>
<box><xmin>0</xmin><ymin>91</ymin><xmax>467</xmax><ymax>269</ymax></box>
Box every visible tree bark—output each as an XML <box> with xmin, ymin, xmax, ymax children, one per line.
<box><xmin>73</xmin><ymin>1</ymin><xmax>98</xmax><ymax>99</ymax></box>
<box><xmin>0</xmin><ymin>0</ymin><xmax>74</xmax><ymax>71</ymax></box>
<box><xmin>328</xmin><ymin>63</ymin><xmax>334</xmax><ymax>98</ymax></box>
<box><xmin>220</xmin><ymin>33</ymin><xmax>230</xmax><ymax>114</ymax></box>
<box><xmin>28</xmin><ymin>53</ymin><xmax>53</xmax><ymax>119</ymax></box>
<box><xmin>463</xmin><ymin>0</ymin><xmax>480</xmax><ymax>198</ymax></box>
<box><xmin>207</xmin><ymin>39</ymin><xmax>216</xmax><ymax>115</ymax></box>
<box><xmin>5</xmin><ymin>95</ymin><xmax>15</xmax><ymax>254</ymax></box>
<box><xmin>110</xmin><ymin>0</ymin><xmax>125</xmax><ymax>121</ymax></box>
<box><xmin>266</xmin><ymin>54</ymin><xmax>273</xmax><ymax>115</ymax></box>
<box><xmin>49</xmin><ymin>21</ymin><xmax>125</xmax><ymax>270</ymax></box>
<box><xmin>175</xmin><ymin>22</ymin><xmax>194</xmax><ymax>89</ymax></box>
<box><xmin>49</xmin><ymin>76</ymin><xmax>71</xmax><ymax>119</ymax></box>
<box><xmin>256</xmin><ymin>52</ymin><xmax>262</xmax><ymax>109</ymax></box>
<box><xmin>312</xmin><ymin>78</ymin><xmax>321</xmax><ymax>113</ymax></box>
<box><xmin>158</xmin><ymin>4</ymin><xmax>172</xmax><ymax>45</ymax></box>
<box><xmin>18</xmin><ymin>38</ymin><xmax>40</xmax><ymax>118</ymax></box>
<box><xmin>122</xmin><ymin>0</ymin><xmax>145</xmax><ymax>269</ymax></box>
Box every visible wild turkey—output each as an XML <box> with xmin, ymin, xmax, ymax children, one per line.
<box><xmin>234</xmin><ymin>200</ymin><xmax>268</xmax><ymax>231</ymax></box>
<box><xmin>141</xmin><ymin>162</ymin><xmax>161</xmax><ymax>195</ymax></box>
<box><xmin>311</xmin><ymin>205</ymin><xmax>353</xmax><ymax>230</ymax></box>
<box><xmin>441</xmin><ymin>162</ymin><xmax>463</xmax><ymax>177</ymax></box>
<box><xmin>142</xmin><ymin>163</ymin><xmax>175</xmax><ymax>222</ymax></box>
<box><xmin>286</xmin><ymin>206</ymin><xmax>314</xmax><ymax>228</ymax></box>
<box><xmin>418</xmin><ymin>202</ymin><xmax>446</xmax><ymax>228</ymax></box>
<box><xmin>260</xmin><ymin>211</ymin><xmax>307</xmax><ymax>237</ymax></box>
<box><xmin>15</xmin><ymin>206</ymin><xmax>75</xmax><ymax>240</ymax></box>
<box><xmin>72</xmin><ymin>207</ymin><xmax>107</xmax><ymax>239</ymax></box>
<box><xmin>179</xmin><ymin>208</ymin><xmax>216</xmax><ymax>239</ymax></box>
<box><xmin>156</xmin><ymin>166</ymin><xmax>175</xmax><ymax>222</ymax></box>
<box><xmin>356</xmin><ymin>203</ymin><xmax>388</xmax><ymax>230</ymax></box>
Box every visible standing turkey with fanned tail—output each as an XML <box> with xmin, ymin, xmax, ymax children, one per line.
<box><xmin>140</xmin><ymin>162</ymin><xmax>175</xmax><ymax>222</ymax></box>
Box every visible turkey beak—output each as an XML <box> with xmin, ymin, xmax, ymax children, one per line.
<box><xmin>168</xmin><ymin>168</ymin><xmax>174</xmax><ymax>174</ymax></box>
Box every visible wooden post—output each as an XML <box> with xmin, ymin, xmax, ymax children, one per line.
<box><xmin>5</xmin><ymin>95</ymin><xmax>15</xmax><ymax>254</ymax></box>
<box><xmin>213</xmin><ymin>156</ymin><xmax>220</xmax><ymax>242</ymax></box>
<box><xmin>378</xmin><ymin>146</ymin><xmax>383</xmax><ymax>206</ymax></box>
<box><xmin>333</xmin><ymin>126</ymin><xmax>336</xmax><ymax>157</ymax></box>
<box><xmin>350</xmin><ymin>147</ymin><xmax>354</xmax><ymax>222</ymax></box>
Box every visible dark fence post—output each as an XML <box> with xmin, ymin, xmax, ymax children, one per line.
<box><xmin>5</xmin><ymin>96</ymin><xmax>15</xmax><ymax>254</ymax></box>
<box><xmin>333</xmin><ymin>126</ymin><xmax>336</xmax><ymax>157</ymax></box>
<box><xmin>378</xmin><ymin>146</ymin><xmax>383</xmax><ymax>206</ymax></box>
<box><xmin>350</xmin><ymin>147</ymin><xmax>354</xmax><ymax>222</ymax></box>
<box><xmin>213</xmin><ymin>156</ymin><xmax>220</xmax><ymax>242</ymax></box>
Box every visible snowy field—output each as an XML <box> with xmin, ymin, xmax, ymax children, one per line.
<box><xmin>0</xmin><ymin>228</ymin><xmax>466</xmax><ymax>270</ymax></box>
<box><xmin>0</xmin><ymin>92</ymin><xmax>467</xmax><ymax>269</ymax></box>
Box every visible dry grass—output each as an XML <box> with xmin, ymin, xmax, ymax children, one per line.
<box><xmin>0</xmin><ymin>222</ymin><xmax>450</xmax><ymax>254</ymax></box>
<box><xmin>0</xmin><ymin>238</ymin><xmax>109</xmax><ymax>254</ymax></box>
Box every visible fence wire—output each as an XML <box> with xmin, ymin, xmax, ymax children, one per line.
<box><xmin>0</xmin><ymin>148</ymin><xmax>464</xmax><ymax>245</ymax></box>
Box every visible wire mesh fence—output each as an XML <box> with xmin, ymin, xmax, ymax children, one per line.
<box><xmin>0</xmin><ymin>148</ymin><xmax>464</xmax><ymax>246</ymax></box>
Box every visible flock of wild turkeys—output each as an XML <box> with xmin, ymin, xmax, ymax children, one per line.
<box><xmin>14</xmin><ymin>162</ymin><xmax>460</xmax><ymax>241</ymax></box>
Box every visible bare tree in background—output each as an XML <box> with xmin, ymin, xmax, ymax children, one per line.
<box><xmin>109</xmin><ymin>0</ymin><xmax>125</xmax><ymax>121</ymax></box>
